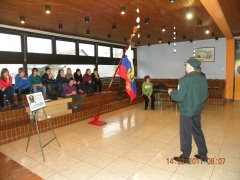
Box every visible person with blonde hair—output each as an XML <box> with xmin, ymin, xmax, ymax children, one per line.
<box><xmin>65</xmin><ymin>67</ymin><xmax>74</xmax><ymax>79</ymax></box>
<box><xmin>14</xmin><ymin>67</ymin><xmax>31</xmax><ymax>107</ymax></box>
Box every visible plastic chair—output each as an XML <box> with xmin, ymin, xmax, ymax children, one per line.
<box><xmin>155</xmin><ymin>93</ymin><xmax>165</xmax><ymax>110</ymax></box>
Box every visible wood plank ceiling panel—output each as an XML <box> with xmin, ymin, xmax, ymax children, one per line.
<box><xmin>0</xmin><ymin>0</ymin><xmax>229</xmax><ymax>46</ymax></box>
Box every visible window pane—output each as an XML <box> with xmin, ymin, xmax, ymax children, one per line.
<box><xmin>113</xmin><ymin>48</ymin><xmax>123</xmax><ymax>58</ymax></box>
<box><xmin>0</xmin><ymin>33</ymin><xmax>21</xmax><ymax>52</ymax></box>
<box><xmin>98</xmin><ymin>65</ymin><xmax>118</xmax><ymax>77</ymax></box>
<box><xmin>98</xmin><ymin>46</ymin><xmax>110</xmax><ymax>57</ymax></box>
<box><xmin>27</xmin><ymin>37</ymin><xmax>52</xmax><ymax>54</ymax></box>
<box><xmin>131</xmin><ymin>50</ymin><xmax>134</xmax><ymax>59</ymax></box>
<box><xmin>56</xmin><ymin>40</ymin><xmax>75</xmax><ymax>55</ymax></box>
<box><xmin>0</xmin><ymin>64</ymin><xmax>23</xmax><ymax>84</ymax></box>
<box><xmin>79</xmin><ymin>43</ymin><xmax>94</xmax><ymax>56</ymax></box>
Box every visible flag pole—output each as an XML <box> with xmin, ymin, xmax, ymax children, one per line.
<box><xmin>88</xmin><ymin>26</ymin><xmax>138</xmax><ymax>126</ymax></box>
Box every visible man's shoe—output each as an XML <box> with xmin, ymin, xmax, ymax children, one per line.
<box><xmin>144</xmin><ymin>107</ymin><xmax>147</xmax><ymax>110</ymax></box>
<box><xmin>19</xmin><ymin>103</ymin><xmax>26</xmax><ymax>108</ymax></box>
<box><xmin>151</xmin><ymin>108</ymin><xmax>156</xmax><ymax>110</ymax></box>
<box><xmin>1</xmin><ymin>107</ymin><xmax>6</xmax><ymax>111</ymax></box>
<box><xmin>194</xmin><ymin>154</ymin><xmax>207</xmax><ymax>162</ymax></box>
<box><xmin>10</xmin><ymin>104</ymin><xmax>18</xmax><ymax>109</ymax></box>
<box><xmin>173</xmin><ymin>155</ymin><xmax>189</xmax><ymax>164</ymax></box>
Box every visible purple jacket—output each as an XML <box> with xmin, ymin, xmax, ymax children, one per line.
<box><xmin>82</xmin><ymin>74</ymin><xmax>92</xmax><ymax>83</ymax></box>
<box><xmin>63</xmin><ymin>84</ymin><xmax>77</xmax><ymax>97</ymax></box>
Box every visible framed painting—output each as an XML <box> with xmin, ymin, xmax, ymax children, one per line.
<box><xmin>195</xmin><ymin>47</ymin><xmax>215</xmax><ymax>62</ymax></box>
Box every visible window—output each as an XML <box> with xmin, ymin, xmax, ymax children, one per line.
<box><xmin>0</xmin><ymin>33</ymin><xmax>21</xmax><ymax>52</ymax></box>
<box><xmin>98</xmin><ymin>65</ymin><xmax>118</xmax><ymax>77</ymax></box>
<box><xmin>131</xmin><ymin>49</ymin><xmax>134</xmax><ymax>59</ymax></box>
<box><xmin>0</xmin><ymin>64</ymin><xmax>23</xmax><ymax>84</ymax></box>
<box><xmin>79</xmin><ymin>43</ymin><xmax>94</xmax><ymax>56</ymax></box>
<box><xmin>27</xmin><ymin>37</ymin><xmax>52</xmax><ymax>54</ymax></box>
<box><xmin>56</xmin><ymin>40</ymin><xmax>75</xmax><ymax>55</ymax></box>
<box><xmin>113</xmin><ymin>47</ymin><xmax>123</xmax><ymax>58</ymax></box>
<box><xmin>98</xmin><ymin>45</ymin><xmax>110</xmax><ymax>57</ymax></box>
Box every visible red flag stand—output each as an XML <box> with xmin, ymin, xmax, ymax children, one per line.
<box><xmin>88</xmin><ymin>27</ymin><xmax>138</xmax><ymax>126</ymax></box>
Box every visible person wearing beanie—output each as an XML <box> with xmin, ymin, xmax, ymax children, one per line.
<box><xmin>168</xmin><ymin>57</ymin><xmax>209</xmax><ymax>164</ymax></box>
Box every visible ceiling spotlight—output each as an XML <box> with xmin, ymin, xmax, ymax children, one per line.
<box><xmin>20</xmin><ymin>16</ymin><xmax>25</xmax><ymax>24</ymax></box>
<box><xmin>162</xmin><ymin>26</ymin><xmax>166</xmax><ymax>32</ymax></box>
<box><xmin>168</xmin><ymin>41</ymin><xmax>170</xmax><ymax>45</ymax></box>
<box><xmin>205</xmin><ymin>27</ymin><xmax>209</xmax><ymax>34</ymax></box>
<box><xmin>215</xmin><ymin>36</ymin><xmax>218</xmax><ymax>40</ymax></box>
<box><xmin>159</xmin><ymin>38</ymin><xmax>161</xmax><ymax>43</ymax></box>
<box><xmin>183</xmin><ymin>35</ymin><xmax>186</xmax><ymax>40</ymax></box>
<box><xmin>145</xmin><ymin>18</ymin><xmax>150</xmax><ymax>24</ymax></box>
<box><xmin>173</xmin><ymin>49</ymin><xmax>176</xmax><ymax>53</ymax></box>
<box><xmin>190</xmin><ymin>39</ymin><xmax>193</xmax><ymax>43</ymax></box>
<box><xmin>138</xmin><ymin>33</ymin><xmax>140</xmax><ymax>38</ymax></box>
<box><xmin>112</xmin><ymin>25</ymin><xmax>116</xmax><ymax>30</ymax></box>
<box><xmin>86</xmin><ymin>30</ymin><xmax>90</xmax><ymax>35</ymax></box>
<box><xmin>186</xmin><ymin>10</ymin><xmax>192</xmax><ymax>19</ymax></box>
<box><xmin>121</xmin><ymin>7</ymin><xmax>125</xmax><ymax>15</ymax></box>
<box><xmin>85</xmin><ymin>16</ymin><xmax>89</xmax><ymax>23</ymax></box>
<box><xmin>173</xmin><ymin>36</ymin><xmax>176</xmax><ymax>40</ymax></box>
<box><xmin>148</xmin><ymin>44</ymin><xmax>150</xmax><ymax>47</ymax></box>
<box><xmin>136</xmin><ymin>8</ymin><xmax>140</xmax><ymax>13</ymax></box>
<box><xmin>58</xmin><ymin>24</ymin><xmax>62</xmax><ymax>30</ymax></box>
<box><xmin>137</xmin><ymin>41</ymin><xmax>140</xmax><ymax>44</ymax></box>
<box><xmin>211</xmin><ymin>32</ymin><xmax>215</xmax><ymax>37</ymax></box>
<box><xmin>174</xmin><ymin>42</ymin><xmax>176</xmax><ymax>47</ymax></box>
<box><xmin>108</xmin><ymin>34</ymin><xmax>111</xmax><ymax>38</ymax></box>
<box><xmin>45</xmin><ymin>5</ymin><xmax>51</xmax><ymax>14</ymax></box>
<box><xmin>198</xmin><ymin>20</ymin><xmax>202</xmax><ymax>26</ymax></box>
<box><xmin>136</xmin><ymin>17</ymin><xmax>140</xmax><ymax>23</ymax></box>
<box><xmin>173</xmin><ymin>31</ymin><xmax>177</xmax><ymax>35</ymax></box>
<box><xmin>170</xmin><ymin>0</ymin><xmax>176</xmax><ymax>3</ymax></box>
<box><xmin>147</xmin><ymin>35</ymin><xmax>150</xmax><ymax>39</ymax></box>
<box><xmin>124</xmin><ymin>38</ymin><xmax>127</xmax><ymax>42</ymax></box>
<box><xmin>137</xmin><ymin>24</ymin><xmax>140</xmax><ymax>28</ymax></box>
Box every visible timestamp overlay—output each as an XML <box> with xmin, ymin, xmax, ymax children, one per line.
<box><xmin>166</xmin><ymin>158</ymin><xmax>226</xmax><ymax>165</ymax></box>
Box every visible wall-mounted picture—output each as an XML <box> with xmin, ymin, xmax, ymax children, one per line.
<box><xmin>195</xmin><ymin>47</ymin><xmax>215</xmax><ymax>62</ymax></box>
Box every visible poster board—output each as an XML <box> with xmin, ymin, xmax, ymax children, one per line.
<box><xmin>26</xmin><ymin>92</ymin><xmax>46</xmax><ymax>111</ymax></box>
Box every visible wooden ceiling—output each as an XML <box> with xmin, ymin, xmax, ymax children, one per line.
<box><xmin>0</xmin><ymin>0</ymin><xmax>239</xmax><ymax>46</ymax></box>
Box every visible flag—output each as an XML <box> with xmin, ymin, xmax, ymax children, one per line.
<box><xmin>117</xmin><ymin>45</ymin><xmax>137</xmax><ymax>101</ymax></box>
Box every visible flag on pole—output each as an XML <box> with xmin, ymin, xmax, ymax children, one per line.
<box><xmin>117</xmin><ymin>45</ymin><xmax>137</xmax><ymax>101</ymax></box>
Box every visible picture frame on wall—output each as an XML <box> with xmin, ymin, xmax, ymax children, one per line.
<box><xmin>195</xmin><ymin>47</ymin><xmax>215</xmax><ymax>62</ymax></box>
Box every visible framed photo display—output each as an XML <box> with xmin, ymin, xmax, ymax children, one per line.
<box><xmin>195</xmin><ymin>47</ymin><xmax>215</xmax><ymax>62</ymax></box>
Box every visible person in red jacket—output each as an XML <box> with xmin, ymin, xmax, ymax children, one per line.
<box><xmin>82</xmin><ymin>69</ymin><xmax>95</xmax><ymax>95</ymax></box>
<box><xmin>0</xmin><ymin>68</ymin><xmax>18</xmax><ymax>110</ymax></box>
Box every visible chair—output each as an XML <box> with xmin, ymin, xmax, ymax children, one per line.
<box><xmin>155</xmin><ymin>93</ymin><xmax>165</xmax><ymax>110</ymax></box>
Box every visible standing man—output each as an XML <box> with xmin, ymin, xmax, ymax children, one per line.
<box><xmin>168</xmin><ymin>57</ymin><xmax>208</xmax><ymax>163</ymax></box>
<box><xmin>197</xmin><ymin>67</ymin><xmax>206</xmax><ymax>78</ymax></box>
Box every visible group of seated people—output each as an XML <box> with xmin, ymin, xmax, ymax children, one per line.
<box><xmin>0</xmin><ymin>67</ymin><xmax>102</xmax><ymax>111</ymax></box>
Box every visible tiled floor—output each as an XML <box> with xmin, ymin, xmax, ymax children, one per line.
<box><xmin>0</xmin><ymin>102</ymin><xmax>240</xmax><ymax>180</ymax></box>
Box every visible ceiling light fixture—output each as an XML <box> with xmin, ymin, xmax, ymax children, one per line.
<box><xmin>198</xmin><ymin>20</ymin><xmax>202</xmax><ymax>26</ymax></box>
<box><xmin>108</xmin><ymin>34</ymin><xmax>111</xmax><ymax>38</ymax></box>
<box><xmin>190</xmin><ymin>39</ymin><xmax>193</xmax><ymax>43</ymax></box>
<box><xmin>85</xmin><ymin>16</ymin><xmax>89</xmax><ymax>23</ymax></box>
<box><xmin>59</xmin><ymin>24</ymin><xmax>63</xmax><ymax>30</ymax></box>
<box><xmin>215</xmin><ymin>36</ymin><xmax>218</xmax><ymax>40</ymax></box>
<box><xmin>183</xmin><ymin>35</ymin><xmax>186</xmax><ymax>40</ymax></box>
<box><xmin>112</xmin><ymin>25</ymin><xmax>116</xmax><ymax>30</ymax></box>
<box><xmin>162</xmin><ymin>26</ymin><xmax>165</xmax><ymax>32</ymax></box>
<box><xmin>86</xmin><ymin>30</ymin><xmax>90</xmax><ymax>35</ymax></box>
<box><xmin>205</xmin><ymin>27</ymin><xmax>209</xmax><ymax>34</ymax></box>
<box><xmin>147</xmin><ymin>35</ymin><xmax>150</xmax><ymax>39</ymax></box>
<box><xmin>45</xmin><ymin>5</ymin><xmax>51</xmax><ymax>14</ymax></box>
<box><xmin>159</xmin><ymin>38</ymin><xmax>161</xmax><ymax>43</ymax></box>
<box><xmin>20</xmin><ymin>16</ymin><xmax>25</xmax><ymax>24</ymax></box>
<box><xmin>138</xmin><ymin>41</ymin><xmax>140</xmax><ymax>44</ymax></box>
<box><xmin>137</xmin><ymin>25</ymin><xmax>140</xmax><ymax>28</ymax></box>
<box><xmin>124</xmin><ymin>38</ymin><xmax>127</xmax><ymax>42</ymax></box>
<box><xmin>186</xmin><ymin>10</ymin><xmax>192</xmax><ymax>19</ymax></box>
<box><xmin>211</xmin><ymin>32</ymin><xmax>215</xmax><ymax>37</ymax></box>
<box><xmin>168</xmin><ymin>41</ymin><xmax>170</xmax><ymax>45</ymax></box>
<box><xmin>170</xmin><ymin>0</ymin><xmax>176</xmax><ymax>3</ymax></box>
<box><xmin>121</xmin><ymin>7</ymin><xmax>125</xmax><ymax>15</ymax></box>
<box><xmin>145</xmin><ymin>18</ymin><xmax>149</xmax><ymax>24</ymax></box>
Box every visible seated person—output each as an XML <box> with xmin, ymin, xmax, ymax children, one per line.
<box><xmin>41</xmin><ymin>67</ymin><xmax>62</xmax><ymax>99</ymax></box>
<box><xmin>197</xmin><ymin>67</ymin><xmax>206</xmax><ymax>78</ymax></box>
<box><xmin>29</xmin><ymin>67</ymin><xmax>46</xmax><ymax>99</ymax></box>
<box><xmin>56</xmin><ymin>69</ymin><xmax>69</xmax><ymax>87</ymax></box>
<box><xmin>63</xmin><ymin>78</ymin><xmax>84</xmax><ymax>110</ymax></box>
<box><xmin>91</xmin><ymin>68</ymin><xmax>102</xmax><ymax>94</ymax></box>
<box><xmin>142</xmin><ymin>75</ymin><xmax>155</xmax><ymax>110</ymax></box>
<box><xmin>0</xmin><ymin>68</ymin><xmax>18</xmax><ymax>110</ymax></box>
<box><xmin>14</xmin><ymin>67</ymin><xmax>31</xmax><ymax>107</ymax></box>
<box><xmin>65</xmin><ymin>68</ymin><xmax>74</xmax><ymax>80</ymax></box>
<box><xmin>83</xmin><ymin>69</ymin><xmax>95</xmax><ymax>95</ymax></box>
<box><xmin>73</xmin><ymin>68</ymin><xmax>86</xmax><ymax>95</ymax></box>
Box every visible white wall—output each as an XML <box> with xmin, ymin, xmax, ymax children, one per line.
<box><xmin>137</xmin><ymin>38</ymin><xmax>226</xmax><ymax>79</ymax></box>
